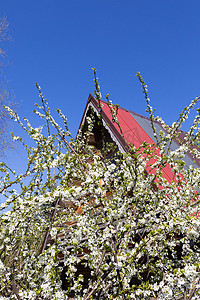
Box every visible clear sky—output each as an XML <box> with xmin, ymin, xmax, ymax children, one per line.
<box><xmin>1</xmin><ymin>0</ymin><xmax>200</xmax><ymax>172</ymax></box>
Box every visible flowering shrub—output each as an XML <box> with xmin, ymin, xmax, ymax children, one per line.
<box><xmin>0</xmin><ymin>73</ymin><xmax>200</xmax><ymax>299</ymax></box>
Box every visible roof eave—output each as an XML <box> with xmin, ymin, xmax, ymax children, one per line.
<box><xmin>77</xmin><ymin>94</ymin><xmax>128</xmax><ymax>153</ymax></box>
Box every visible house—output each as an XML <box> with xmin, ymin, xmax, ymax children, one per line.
<box><xmin>41</xmin><ymin>94</ymin><xmax>200</xmax><ymax>297</ymax></box>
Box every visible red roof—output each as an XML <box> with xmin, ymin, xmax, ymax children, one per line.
<box><xmin>79</xmin><ymin>94</ymin><xmax>200</xmax><ymax>184</ymax></box>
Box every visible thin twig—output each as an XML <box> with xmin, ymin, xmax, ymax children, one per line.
<box><xmin>95</xmin><ymin>249</ymin><xmax>106</xmax><ymax>276</ymax></box>
<box><xmin>58</xmin><ymin>133</ymin><xmax>88</xmax><ymax>176</ymax></box>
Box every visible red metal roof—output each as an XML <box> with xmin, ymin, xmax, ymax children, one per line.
<box><xmin>79</xmin><ymin>94</ymin><xmax>200</xmax><ymax>184</ymax></box>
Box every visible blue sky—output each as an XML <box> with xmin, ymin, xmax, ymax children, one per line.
<box><xmin>1</xmin><ymin>0</ymin><xmax>200</xmax><ymax>171</ymax></box>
